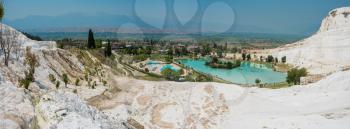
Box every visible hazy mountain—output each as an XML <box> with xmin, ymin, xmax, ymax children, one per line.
<box><xmin>4</xmin><ymin>13</ymin><xmax>131</xmax><ymax>31</ymax></box>
<box><xmin>4</xmin><ymin>12</ymin><xmax>315</xmax><ymax>35</ymax></box>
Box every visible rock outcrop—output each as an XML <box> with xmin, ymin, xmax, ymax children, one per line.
<box><xmin>0</xmin><ymin>24</ymin><xmax>126</xmax><ymax>129</ymax></box>
<box><xmin>319</xmin><ymin>7</ymin><xmax>350</xmax><ymax>32</ymax></box>
<box><xmin>270</xmin><ymin>7</ymin><xmax>350</xmax><ymax>74</ymax></box>
<box><xmin>0</xmin><ymin>81</ymin><xmax>35</xmax><ymax>129</ymax></box>
<box><xmin>36</xmin><ymin>90</ymin><xmax>126</xmax><ymax>129</ymax></box>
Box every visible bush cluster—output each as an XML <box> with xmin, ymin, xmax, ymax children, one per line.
<box><xmin>287</xmin><ymin>68</ymin><xmax>308</xmax><ymax>85</ymax></box>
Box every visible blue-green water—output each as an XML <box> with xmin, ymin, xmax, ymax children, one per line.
<box><xmin>179</xmin><ymin>59</ymin><xmax>287</xmax><ymax>85</ymax></box>
<box><xmin>160</xmin><ymin>64</ymin><xmax>179</xmax><ymax>72</ymax></box>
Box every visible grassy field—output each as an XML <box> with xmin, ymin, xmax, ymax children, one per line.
<box><xmin>264</xmin><ymin>82</ymin><xmax>290</xmax><ymax>89</ymax></box>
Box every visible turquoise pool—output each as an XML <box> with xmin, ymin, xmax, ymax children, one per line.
<box><xmin>179</xmin><ymin>59</ymin><xmax>287</xmax><ymax>85</ymax></box>
<box><xmin>160</xmin><ymin>64</ymin><xmax>179</xmax><ymax>72</ymax></box>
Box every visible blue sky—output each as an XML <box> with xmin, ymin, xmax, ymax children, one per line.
<box><xmin>3</xmin><ymin>0</ymin><xmax>350</xmax><ymax>34</ymax></box>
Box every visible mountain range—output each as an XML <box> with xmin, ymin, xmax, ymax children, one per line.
<box><xmin>4</xmin><ymin>12</ymin><xmax>319</xmax><ymax>35</ymax></box>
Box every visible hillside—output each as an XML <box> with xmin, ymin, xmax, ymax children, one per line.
<box><xmin>269</xmin><ymin>7</ymin><xmax>350</xmax><ymax>75</ymax></box>
<box><xmin>0</xmin><ymin>7</ymin><xmax>350</xmax><ymax>129</ymax></box>
<box><xmin>0</xmin><ymin>24</ymin><xmax>126</xmax><ymax>129</ymax></box>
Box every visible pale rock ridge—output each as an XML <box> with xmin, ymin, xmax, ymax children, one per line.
<box><xmin>36</xmin><ymin>90</ymin><xmax>126</xmax><ymax>129</ymax></box>
<box><xmin>270</xmin><ymin>7</ymin><xmax>350</xmax><ymax>74</ymax></box>
<box><xmin>0</xmin><ymin>24</ymin><xmax>126</xmax><ymax>129</ymax></box>
<box><xmin>0</xmin><ymin>81</ymin><xmax>35</xmax><ymax>129</ymax></box>
<box><xmin>319</xmin><ymin>7</ymin><xmax>350</xmax><ymax>32</ymax></box>
<box><xmin>1</xmin><ymin>24</ymin><xmax>56</xmax><ymax>50</ymax></box>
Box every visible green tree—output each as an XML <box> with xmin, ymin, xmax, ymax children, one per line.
<box><xmin>242</xmin><ymin>53</ymin><xmax>246</xmax><ymax>60</ymax></box>
<box><xmin>282</xmin><ymin>56</ymin><xmax>287</xmax><ymax>63</ymax></box>
<box><xmin>0</xmin><ymin>2</ymin><xmax>4</xmax><ymax>21</ymax></box>
<box><xmin>87</xmin><ymin>29</ymin><xmax>96</xmax><ymax>49</ymax></box>
<box><xmin>267</xmin><ymin>55</ymin><xmax>274</xmax><ymax>63</ymax></box>
<box><xmin>202</xmin><ymin>44</ymin><xmax>211</xmax><ymax>56</ymax></box>
<box><xmin>165</xmin><ymin>55</ymin><xmax>173</xmax><ymax>63</ymax></box>
<box><xmin>286</xmin><ymin>68</ymin><xmax>307</xmax><ymax>85</ymax></box>
<box><xmin>226</xmin><ymin>61</ymin><xmax>234</xmax><ymax>69</ymax></box>
<box><xmin>161</xmin><ymin>68</ymin><xmax>180</xmax><ymax>80</ymax></box>
<box><xmin>167</xmin><ymin>47</ymin><xmax>173</xmax><ymax>56</ymax></box>
<box><xmin>212</xmin><ymin>56</ymin><xmax>219</xmax><ymax>63</ymax></box>
<box><xmin>104</xmin><ymin>40</ymin><xmax>112</xmax><ymax>57</ymax></box>
<box><xmin>247</xmin><ymin>54</ymin><xmax>251</xmax><ymax>61</ymax></box>
<box><xmin>145</xmin><ymin>46</ymin><xmax>152</xmax><ymax>55</ymax></box>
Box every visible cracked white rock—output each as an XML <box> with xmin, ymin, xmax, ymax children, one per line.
<box><xmin>36</xmin><ymin>90</ymin><xmax>126</xmax><ymax>129</ymax></box>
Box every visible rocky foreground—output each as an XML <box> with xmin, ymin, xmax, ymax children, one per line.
<box><xmin>0</xmin><ymin>7</ymin><xmax>350</xmax><ymax>129</ymax></box>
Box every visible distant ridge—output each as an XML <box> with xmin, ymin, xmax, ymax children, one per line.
<box><xmin>4</xmin><ymin>12</ymin><xmax>317</xmax><ymax>35</ymax></box>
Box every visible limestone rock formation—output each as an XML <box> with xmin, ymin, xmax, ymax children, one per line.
<box><xmin>270</xmin><ymin>7</ymin><xmax>350</xmax><ymax>74</ymax></box>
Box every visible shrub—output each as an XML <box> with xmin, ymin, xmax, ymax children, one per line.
<box><xmin>85</xmin><ymin>73</ymin><xmax>89</xmax><ymax>81</ymax></box>
<box><xmin>185</xmin><ymin>75</ymin><xmax>193</xmax><ymax>82</ymax></box>
<box><xmin>73</xmin><ymin>89</ymin><xmax>78</xmax><ymax>94</ymax></box>
<box><xmin>75</xmin><ymin>78</ymin><xmax>80</xmax><ymax>86</ymax></box>
<box><xmin>165</xmin><ymin>55</ymin><xmax>173</xmax><ymax>63</ymax></box>
<box><xmin>19</xmin><ymin>78</ymin><xmax>31</xmax><ymax>90</ymax></box>
<box><xmin>255</xmin><ymin>78</ymin><xmax>261</xmax><ymax>84</ymax></box>
<box><xmin>205</xmin><ymin>75</ymin><xmax>213</xmax><ymax>82</ymax></box>
<box><xmin>88</xmin><ymin>79</ymin><xmax>91</xmax><ymax>87</ymax></box>
<box><xmin>92</xmin><ymin>81</ymin><xmax>96</xmax><ymax>89</ymax></box>
<box><xmin>102</xmin><ymin>80</ymin><xmax>107</xmax><ymax>86</ymax></box>
<box><xmin>133</xmin><ymin>54</ymin><xmax>148</xmax><ymax>62</ymax></box>
<box><xmin>286</xmin><ymin>68</ymin><xmax>308</xmax><ymax>85</ymax></box>
<box><xmin>56</xmin><ymin>81</ymin><xmax>60</xmax><ymax>89</ymax></box>
<box><xmin>255</xmin><ymin>78</ymin><xmax>261</xmax><ymax>87</ymax></box>
<box><xmin>145</xmin><ymin>68</ymin><xmax>149</xmax><ymax>73</ymax></box>
<box><xmin>19</xmin><ymin>48</ymin><xmax>40</xmax><ymax>89</ymax></box>
<box><xmin>48</xmin><ymin>74</ymin><xmax>56</xmax><ymax>83</ymax></box>
<box><xmin>62</xmin><ymin>74</ymin><xmax>69</xmax><ymax>87</ymax></box>
<box><xmin>196</xmin><ymin>75</ymin><xmax>206</xmax><ymax>82</ymax></box>
<box><xmin>22</xmin><ymin>47</ymin><xmax>39</xmax><ymax>82</ymax></box>
<box><xmin>161</xmin><ymin>68</ymin><xmax>180</xmax><ymax>80</ymax></box>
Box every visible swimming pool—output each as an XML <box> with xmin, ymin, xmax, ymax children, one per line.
<box><xmin>179</xmin><ymin>59</ymin><xmax>287</xmax><ymax>85</ymax></box>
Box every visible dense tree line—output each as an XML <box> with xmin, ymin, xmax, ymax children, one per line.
<box><xmin>206</xmin><ymin>56</ymin><xmax>241</xmax><ymax>69</ymax></box>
